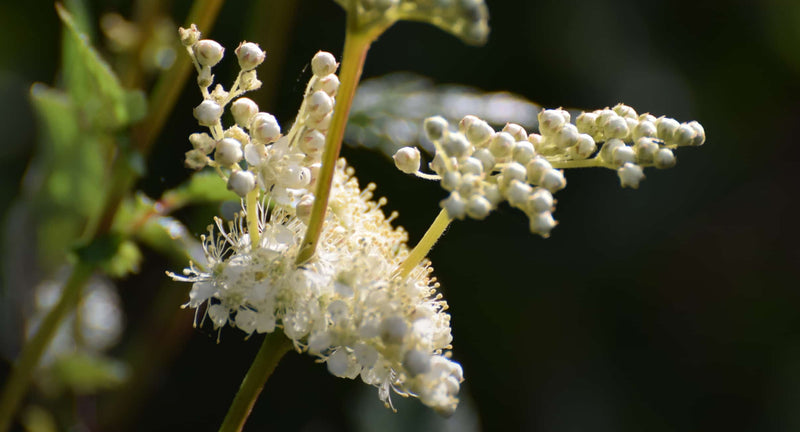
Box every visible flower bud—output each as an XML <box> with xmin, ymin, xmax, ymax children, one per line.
<box><xmin>184</xmin><ymin>149</ymin><xmax>207</xmax><ymax>170</ymax></box>
<box><xmin>634</xmin><ymin>137</ymin><xmax>659</xmax><ymax>163</ymax></box>
<box><xmin>688</xmin><ymin>121</ymin><xmax>706</xmax><ymax>146</ymax></box>
<box><xmin>393</xmin><ymin>147</ymin><xmax>421</xmax><ymax>174</ymax></box>
<box><xmin>380</xmin><ymin>316</ymin><xmax>408</xmax><ymax>345</ymax></box>
<box><xmin>612</xmin><ymin>145</ymin><xmax>636</xmax><ymax>167</ymax></box>
<box><xmin>250</xmin><ymin>113</ymin><xmax>281</xmax><ymax>143</ymax></box>
<box><xmin>526</xmin><ymin>156</ymin><xmax>553</xmax><ymax>185</ymax></box>
<box><xmin>458</xmin><ymin>115</ymin><xmax>479</xmax><ymax>134</ymax></box>
<box><xmin>459</xmin><ymin>156</ymin><xmax>484</xmax><ymax>176</ymax></box>
<box><xmin>540</xmin><ymin>169</ymin><xmax>566</xmax><ymax>193</ymax></box>
<box><xmin>240</xmin><ymin>70</ymin><xmax>262</xmax><ymax>91</ymax></box>
<box><xmin>529</xmin><ymin>211</ymin><xmax>556</xmax><ymax>237</ymax></box>
<box><xmin>442</xmin><ymin>133</ymin><xmax>471</xmax><ymax>159</ymax></box>
<box><xmin>441</xmin><ymin>171</ymin><xmax>461</xmax><ymax>191</ymax></box>
<box><xmin>235</xmin><ymin>42</ymin><xmax>265</xmax><ymax>70</ymax></box>
<box><xmin>311</xmin><ymin>51</ymin><xmax>338</xmax><ymax>77</ymax></box>
<box><xmin>472</xmin><ymin>148</ymin><xmax>495</xmax><ymax>172</ymax></box>
<box><xmin>613</xmin><ymin>103</ymin><xmax>637</xmax><ymax>119</ymax></box>
<box><xmin>502</xmin><ymin>123</ymin><xmax>527</xmax><ymax>142</ymax></box>
<box><xmin>231</xmin><ymin>97</ymin><xmax>259</xmax><ymax>128</ymax></box>
<box><xmin>296</xmin><ymin>194</ymin><xmax>314</xmax><ymax>223</ymax></box>
<box><xmin>576</xmin><ymin>112</ymin><xmax>598</xmax><ymax>136</ymax></box>
<box><xmin>308</xmin><ymin>90</ymin><xmax>334</xmax><ymax>119</ymax></box>
<box><xmin>313</xmin><ymin>74</ymin><xmax>340</xmax><ymax>97</ymax></box>
<box><xmin>655</xmin><ymin>117</ymin><xmax>680</xmax><ymax>141</ymax></box>
<box><xmin>672</xmin><ymin>123</ymin><xmax>697</xmax><ymax>147</ymax></box>
<box><xmin>572</xmin><ymin>134</ymin><xmax>596</xmax><ymax>159</ymax></box>
<box><xmin>506</xmin><ymin>179</ymin><xmax>532</xmax><ymax>208</ymax></box>
<box><xmin>554</xmin><ymin>123</ymin><xmax>579</xmax><ymax>149</ymax></box>
<box><xmin>424</xmin><ymin>116</ymin><xmax>449</xmax><ymax>141</ymax></box>
<box><xmin>227</xmin><ymin>170</ymin><xmax>256</xmax><ymax>197</ymax></box>
<box><xmin>632</xmin><ymin>120</ymin><xmax>657</xmax><ymax>141</ymax></box>
<box><xmin>617</xmin><ymin>162</ymin><xmax>645</xmax><ymax>189</ymax></box>
<box><xmin>441</xmin><ymin>192</ymin><xmax>467</xmax><ymax>219</ymax></box>
<box><xmin>466</xmin><ymin>194</ymin><xmax>492</xmax><ymax>220</ymax></box>
<box><xmin>466</xmin><ymin>118</ymin><xmax>494</xmax><ymax>145</ymax></box>
<box><xmin>527</xmin><ymin>133</ymin><xmax>545</xmax><ymax>153</ymax></box>
<box><xmin>603</xmin><ymin>116</ymin><xmax>630</xmax><ymax>140</ymax></box>
<box><xmin>193</xmin><ymin>100</ymin><xmax>223</xmax><ymax>126</ymax></box>
<box><xmin>537</xmin><ymin>109</ymin><xmax>566</xmax><ymax>136</ymax></box>
<box><xmin>194</xmin><ymin>39</ymin><xmax>224</xmax><ymax>67</ymax></box>
<box><xmin>512</xmin><ymin>141</ymin><xmax>536</xmax><ymax>164</ymax></box>
<box><xmin>489</xmin><ymin>132</ymin><xmax>514</xmax><ymax>159</ymax></box>
<box><xmin>599</xmin><ymin>138</ymin><xmax>625</xmax><ymax>163</ymax></box>
<box><xmin>654</xmin><ymin>148</ymin><xmax>676</xmax><ymax>169</ymax></box>
<box><xmin>300</xmin><ymin>129</ymin><xmax>326</xmax><ymax>155</ymax></box>
<box><xmin>501</xmin><ymin>162</ymin><xmax>527</xmax><ymax>187</ymax></box>
<box><xmin>178</xmin><ymin>24</ymin><xmax>200</xmax><ymax>47</ymax></box>
<box><xmin>527</xmin><ymin>188</ymin><xmax>554</xmax><ymax>213</ymax></box>
<box><xmin>215</xmin><ymin>138</ymin><xmax>243</xmax><ymax>166</ymax></box>
<box><xmin>403</xmin><ymin>350</ymin><xmax>432</xmax><ymax>377</ymax></box>
<box><xmin>189</xmin><ymin>132</ymin><xmax>216</xmax><ymax>154</ymax></box>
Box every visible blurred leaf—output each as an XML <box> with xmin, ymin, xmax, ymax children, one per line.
<box><xmin>57</xmin><ymin>3</ymin><xmax>136</xmax><ymax>129</ymax></box>
<box><xmin>336</xmin><ymin>0</ymin><xmax>489</xmax><ymax>45</ymax></box>
<box><xmin>395</xmin><ymin>0</ymin><xmax>490</xmax><ymax>46</ymax></box>
<box><xmin>346</xmin><ymin>72</ymin><xmax>541</xmax><ymax>157</ymax></box>
<box><xmin>20</xmin><ymin>405</ymin><xmax>58</xmax><ymax>432</ymax></box>
<box><xmin>100</xmin><ymin>240</ymin><xmax>142</xmax><ymax>278</ymax></box>
<box><xmin>161</xmin><ymin>170</ymin><xmax>237</xmax><ymax>207</ymax></box>
<box><xmin>28</xmin><ymin>84</ymin><xmax>106</xmax><ymax>269</ymax></box>
<box><xmin>51</xmin><ymin>352</ymin><xmax>129</xmax><ymax>394</ymax></box>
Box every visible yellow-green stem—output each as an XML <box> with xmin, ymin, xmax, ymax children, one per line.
<box><xmin>0</xmin><ymin>262</ymin><xmax>93</xmax><ymax>432</ymax></box>
<box><xmin>218</xmin><ymin>332</ymin><xmax>292</xmax><ymax>432</ymax></box>
<box><xmin>246</xmin><ymin>189</ymin><xmax>260</xmax><ymax>248</ymax></box>
<box><xmin>548</xmin><ymin>158</ymin><xmax>602</xmax><ymax>169</ymax></box>
<box><xmin>397</xmin><ymin>208</ymin><xmax>452</xmax><ymax>279</ymax></box>
<box><xmin>295</xmin><ymin>24</ymin><xmax>376</xmax><ymax>265</ymax></box>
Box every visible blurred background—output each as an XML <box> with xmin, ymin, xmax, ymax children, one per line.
<box><xmin>1</xmin><ymin>0</ymin><xmax>799</xmax><ymax>431</ymax></box>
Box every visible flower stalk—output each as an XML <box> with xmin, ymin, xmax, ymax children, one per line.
<box><xmin>218</xmin><ymin>332</ymin><xmax>292</xmax><ymax>432</ymax></box>
<box><xmin>295</xmin><ymin>15</ymin><xmax>389</xmax><ymax>265</ymax></box>
<box><xmin>397</xmin><ymin>209</ymin><xmax>452</xmax><ymax>279</ymax></box>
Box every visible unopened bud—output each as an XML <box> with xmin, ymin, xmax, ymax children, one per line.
<box><xmin>194</xmin><ymin>39</ymin><xmax>224</xmax><ymax>67</ymax></box>
<box><xmin>227</xmin><ymin>170</ymin><xmax>256</xmax><ymax>197</ymax></box>
<box><xmin>235</xmin><ymin>42</ymin><xmax>265</xmax><ymax>70</ymax></box>
<box><xmin>393</xmin><ymin>147</ymin><xmax>421</xmax><ymax>174</ymax></box>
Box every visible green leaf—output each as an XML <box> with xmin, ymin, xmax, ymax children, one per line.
<box><xmin>51</xmin><ymin>352</ymin><xmax>129</xmax><ymax>394</ymax></box>
<box><xmin>56</xmin><ymin>3</ymin><xmax>133</xmax><ymax>129</ymax></box>
<box><xmin>395</xmin><ymin>0</ymin><xmax>490</xmax><ymax>46</ymax></box>
<box><xmin>162</xmin><ymin>170</ymin><xmax>238</xmax><ymax>207</ymax></box>
<box><xmin>336</xmin><ymin>0</ymin><xmax>490</xmax><ymax>46</ymax></box>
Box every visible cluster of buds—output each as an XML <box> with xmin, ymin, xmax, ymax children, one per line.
<box><xmin>180</xmin><ymin>24</ymin><xmax>340</xmax><ymax>208</ymax></box>
<box><xmin>393</xmin><ymin>104</ymin><xmax>705</xmax><ymax>237</ymax></box>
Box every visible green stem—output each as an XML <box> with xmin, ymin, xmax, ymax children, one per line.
<box><xmin>0</xmin><ymin>262</ymin><xmax>93</xmax><ymax>432</ymax></box>
<box><xmin>397</xmin><ymin>208</ymin><xmax>452</xmax><ymax>279</ymax></box>
<box><xmin>246</xmin><ymin>189</ymin><xmax>260</xmax><ymax>248</ymax></box>
<box><xmin>547</xmin><ymin>157</ymin><xmax>602</xmax><ymax>169</ymax></box>
<box><xmin>295</xmin><ymin>25</ymin><xmax>374</xmax><ymax>265</ymax></box>
<box><xmin>218</xmin><ymin>332</ymin><xmax>292</xmax><ymax>432</ymax></box>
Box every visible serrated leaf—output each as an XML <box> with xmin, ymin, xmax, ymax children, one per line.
<box><xmin>56</xmin><ymin>3</ymin><xmax>132</xmax><ymax>128</ymax></box>
<box><xmin>51</xmin><ymin>352</ymin><xmax>129</xmax><ymax>394</ymax></box>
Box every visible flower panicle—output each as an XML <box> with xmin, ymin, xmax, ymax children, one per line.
<box><xmin>393</xmin><ymin>104</ymin><xmax>706</xmax><ymax>237</ymax></box>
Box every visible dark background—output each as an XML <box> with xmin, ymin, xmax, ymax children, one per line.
<box><xmin>1</xmin><ymin>0</ymin><xmax>799</xmax><ymax>431</ymax></box>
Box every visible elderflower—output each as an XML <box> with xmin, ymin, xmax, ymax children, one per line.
<box><xmin>169</xmin><ymin>27</ymin><xmax>464</xmax><ymax>415</ymax></box>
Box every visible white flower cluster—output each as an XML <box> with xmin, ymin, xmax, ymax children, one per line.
<box><xmin>171</xmin><ymin>27</ymin><xmax>463</xmax><ymax>415</ymax></box>
<box><xmin>393</xmin><ymin>104</ymin><xmax>705</xmax><ymax>237</ymax></box>
<box><xmin>170</xmin><ymin>161</ymin><xmax>462</xmax><ymax>415</ymax></box>
<box><xmin>180</xmin><ymin>25</ymin><xmax>340</xmax><ymax>207</ymax></box>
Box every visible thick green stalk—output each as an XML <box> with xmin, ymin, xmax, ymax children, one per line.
<box><xmin>295</xmin><ymin>24</ymin><xmax>374</xmax><ymax>265</ymax></box>
<box><xmin>0</xmin><ymin>262</ymin><xmax>93</xmax><ymax>432</ymax></box>
<box><xmin>218</xmin><ymin>332</ymin><xmax>293</xmax><ymax>432</ymax></box>
<box><xmin>397</xmin><ymin>208</ymin><xmax>452</xmax><ymax>279</ymax></box>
